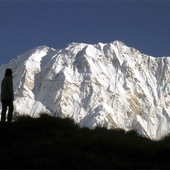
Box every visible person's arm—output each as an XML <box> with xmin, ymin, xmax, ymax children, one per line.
<box><xmin>6</xmin><ymin>77</ymin><xmax>14</xmax><ymax>100</ymax></box>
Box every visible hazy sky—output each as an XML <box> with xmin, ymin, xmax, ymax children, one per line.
<box><xmin>0</xmin><ymin>0</ymin><xmax>170</xmax><ymax>65</ymax></box>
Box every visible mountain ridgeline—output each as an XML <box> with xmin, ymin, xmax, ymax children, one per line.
<box><xmin>0</xmin><ymin>40</ymin><xmax>170</xmax><ymax>140</ymax></box>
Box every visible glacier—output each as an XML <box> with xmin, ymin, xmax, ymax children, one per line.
<box><xmin>0</xmin><ymin>40</ymin><xmax>170</xmax><ymax>140</ymax></box>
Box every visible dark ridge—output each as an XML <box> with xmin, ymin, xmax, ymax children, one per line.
<box><xmin>0</xmin><ymin>113</ymin><xmax>169</xmax><ymax>169</ymax></box>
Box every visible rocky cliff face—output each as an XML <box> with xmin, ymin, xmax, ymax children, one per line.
<box><xmin>0</xmin><ymin>41</ymin><xmax>170</xmax><ymax>140</ymax></box>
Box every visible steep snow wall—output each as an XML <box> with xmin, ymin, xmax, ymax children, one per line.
<box><xmin>0</xmin><ymin>41</ymin><xmax>170</xmax><ymax>140</ymax></box>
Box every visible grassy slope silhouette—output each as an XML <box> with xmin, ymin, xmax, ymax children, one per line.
<box><xmin>0</xmin><ymin>113</ymin><xmax>169</xmax><ymax>169</ymax></box>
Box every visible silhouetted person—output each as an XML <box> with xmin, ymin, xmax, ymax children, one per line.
<box><xmin>1</xmin><ymin>68</ymin><xmax>14</xmax><ymax>123</ymax></box>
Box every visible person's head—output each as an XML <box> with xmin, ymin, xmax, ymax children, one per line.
<box><xmin>5</xmin><ymin>68</ymin><xmax>13</xmax><ymax>77</ymax></box>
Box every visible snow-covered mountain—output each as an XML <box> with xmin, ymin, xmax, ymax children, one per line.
<box><xmin>0</xmin><ymin>40</ymin><xmax>170</xmax><ymax>140</ymax></box>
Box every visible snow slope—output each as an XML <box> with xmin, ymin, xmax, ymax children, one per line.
<box><xmin>0</xmin><ymin>41</ymin><xmax>170</xmax><ymax>140</ymax></box>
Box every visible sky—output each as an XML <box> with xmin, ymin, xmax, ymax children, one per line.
<box><xmin>0</xmin><ymin>0</ymin><xmax>170</xmax><ymax>65</ymax></box>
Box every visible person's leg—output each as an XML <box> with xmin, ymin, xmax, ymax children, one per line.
<box><xmin>7</xmin><ymin>101</ymin><xmax>14</xmax><ymax>123</ymax></box>
<box><xmin>1</xmin><ymin>102</ymin><xmax>7</xmax><ymax>122</ymax></box>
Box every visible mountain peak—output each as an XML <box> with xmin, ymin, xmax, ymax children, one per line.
<box><xmin>0</xmin><ymin>40</ymin><xmax>170</xmax><ymax>140</ymax></box>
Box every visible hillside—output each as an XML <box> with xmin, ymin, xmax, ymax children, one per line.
<box><xmin>0</xmin><ymin>113</ymin><xmax>169</xmax><ymax>169</ymax></box>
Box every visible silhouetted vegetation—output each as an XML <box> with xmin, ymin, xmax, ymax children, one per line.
<box><xmin>0</xmin><ymin>113</ymin><xmax>169</xmax><ymax>169</ymax></box>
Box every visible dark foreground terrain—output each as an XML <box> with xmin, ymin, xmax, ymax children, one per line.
<box><xmin>0</xmin><ymin>113</ymin><xmax>169</xmax><ymax>169</ymax></box>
